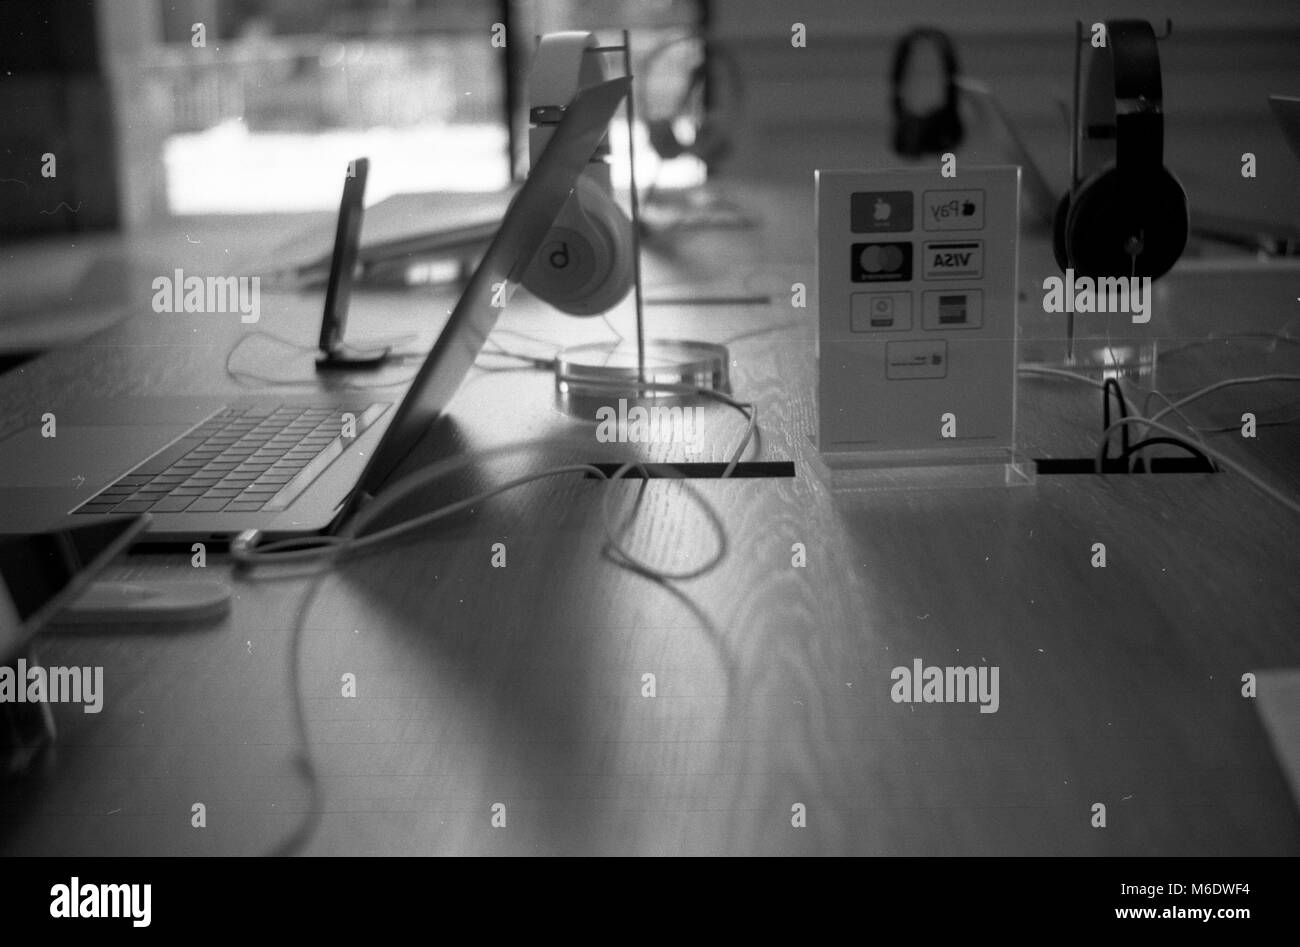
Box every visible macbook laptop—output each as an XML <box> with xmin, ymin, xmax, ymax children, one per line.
<box><xmin>0</xmin><ymin>514</ymin><xmax>149</xmax><ymax>664</ymax></box>
<box><xmin>0</xmin><ymin>77</ymin><xmax>631</xmax><ymax>542</ymax></box>
<box><xmin>1269</xmin><ymin>94</ymin><xmax>1300</xmax><ymax>164</ymax></box>
<box><xmin>0</xmin><ymin>514</ymin><xmax>149</xmax><ymax>776</ymax></box>
<box><xmin>1187</xmin><ymin>95</ymin><xmax>1300</xmax><ymax>257</ymax></box>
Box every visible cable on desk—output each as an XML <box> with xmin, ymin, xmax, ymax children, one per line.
<box><xmin>473</xmin><ymin>348</ymin><xmax>556</xmax><ymax>372</ymax></box>
<box><xmin>241</xmin><ymin>384</ymin><xmax>758</xmax><ymax>855</ymax></box>
<box><xmin>601</xmin><ymin>312</ymin><xmax>625</xmax><ymax>344</ymax></box>
<box><xmin>1020</xmin><ymin>364</ymin><xmax>1298</xmax><ymax>473</ymax></box>
<box><xmin>233</xmin><ymin>382</ymin><xmax>757</xmax><ymax>570</ymax></box>
<box><xmin>1019</xmin><ymin>365</ymin><xmax>1209</xmax><ymax>472</ymax></box>
<box><xmin>1101</xmin><ymin>378</ymin><xmax>1132</xmax><ymax>460</ymax></box>
<box><xmin>1125</xmin><ymin>375</ymin><xmax>1300</xmax><ymax>469</ymax></box>
<box><xmin>558</xmin><ymin>377</ymin><xmax>758</xmax><ymax>479</ymax></box>
<box><xmin>1114</xmin><ymin>436</ymin><xmax>1212</xmax><ymax>471</ymax></box>
<box><xmin>224</xmin><ymin>330</ymin><xmax>423</xmax><ymax>390</ymax></box>
<box><xmin>1155</xmin><ymin>332</ymin><xmax>1300</xmax><ymax>362</ymax></box>
<box><xmin>1145</xmin><ymin>374</ymin><xmax>1300</xmax><ymax>427</ymax></box>
<box><xmin>1095</xmin><ymin>415</ymin><xmax>1300</xmax><ymax>516</ymax></box>
<box><xmin>718</xmin><ymin>318</ymin><xmax>808</xmax><ymax>347</ymax></box>
<box><xmin>489</xmin><ymin>326</ymin><xmax>558</xmax><ymax>348</ymax></box>
<box><xmin>1138</xmin><ymin>386</ymin><xmax>1211</xmax><ymax>437</ymax></box>
<box><xmin>224</xmin><ymin>327</ymin><xmax>579</xmax><ymax>387</ymax></box>
<box><xmin>263</xmin><ymin>569</ymin><xmax>326</xmax><ymax>858</ymax></box>
<box><xmin>1127</xmin><ymin>385</ymin><xmax>1213</xmax><ymax>471</ymax></box>
<box><xmin>1017</xmin><ymin>365</ymin><xmax>1107</xmax><ymax>389</ymax></box>
<box><xmin>1183</xmin><ymin>410</ymin><xmax>1300</xmax><ymax>433</ymax></box>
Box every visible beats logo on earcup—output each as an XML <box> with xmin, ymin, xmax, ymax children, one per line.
<box><xmin>521</xmin><ymin>31</ymin><xmax>635</xmax><ymax>318</ymax></box>
<box><xmin>524</xmin><ymin>176</ymin><xmax>634</xmax><ymax>317</ymax></box>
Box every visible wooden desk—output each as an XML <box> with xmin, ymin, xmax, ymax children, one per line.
<box><xmin>2</xmin><ymin>188</ymin><xmax>1299</xmax><ymax>855</ymax></box>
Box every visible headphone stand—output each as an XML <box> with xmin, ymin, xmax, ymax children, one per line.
<box><xmin>552</xmin><ymin>31</ymin><xmax>730</xmax><ymax>412</ymax></box>
<box><xmin>1053</xmin><ymin>17</ymin><xmax>1174</xmax><ymax>374</ymax></box>
<box><xmin>554</xmin><ymin>338</ymin><xmax>730</xmax><ymax>416</ymax></box>
<box><xmin>1024</xmin><ymin>16</ymin><xmax>1180</xmax><ymax>382</ymax></box>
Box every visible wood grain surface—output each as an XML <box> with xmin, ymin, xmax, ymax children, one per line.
<box><xmin>1</xmin><ymin>187</ymin><xmax>1298</xmax><ymax>855</ymax></box>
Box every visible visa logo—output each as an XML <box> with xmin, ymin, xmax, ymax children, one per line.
<box><xmin>922</xmin><ymin>240</ymin><xmax>983</xmax><ymax>280</ymax></box>
<box><xmin>932</xmin><ymin>252</ymin><xmax>971</xmax><ymax>267</ymax></box>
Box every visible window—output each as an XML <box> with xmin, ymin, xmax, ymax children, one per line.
<box><xmin>111</xmin><ymin>0</ymin><xmax>508</xmax><ymax>215</ymax></box>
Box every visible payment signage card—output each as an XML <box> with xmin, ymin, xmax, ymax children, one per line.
<box><xmin>815</xmin><ymin>167</ymin><xmax>1020</xmax><ymax>456</ymax></box>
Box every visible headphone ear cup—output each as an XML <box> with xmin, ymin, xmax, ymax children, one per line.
<box><xmin>892</xmin><ymin>115</ymin><xmax>920</xmax><ymax>158</ymax></box>
<box><xmin>915</xmin><ymin>110</ymin><xmax>963</xmax><ymax>155</ymax></box>
<box><xmin>522</xmin><ymin>176</ymin><xmax>633</xmax><ymax>317</ymax></box>
<box><xmin>1052</xmin><ymin>193</ymin><xmax>1072</xmax><ymax>271</ymax></box>
<box><xmin>580</xmin><ymin>186</ymin><xmax>635</xmax><ymax>315</ymax></box>
<box><xmin>1066</xmin><ymin>166</ymin><xmax>1189</xmax><ymax>281</ymax></box>
<box><xmin>690</xmin><ymin>117</ymin><xmax>732</xmax><ymax>166</ymax></box>
<box><xmin>934</xmin><ymin>107</ymin><xmax>963</xmax><ymax>152</ymax></box>
<box><xmin>647</xmin><ymin>118</ymin><xmax>685</xmax><ymax>160</ymax></box>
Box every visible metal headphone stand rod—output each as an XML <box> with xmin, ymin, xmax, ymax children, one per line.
<box><xmin>583</xmin><ymin>31</ymin><xmax>650</xmax><ymax>382</ymax></box>
<box><xmin>1064</xmin><ymin>18</ymin><xmax>1173</xmax><ymax>363</ymax></box>
<box><xmin>554</xmin><ymin>31</ymin><xmax>729</xmax><ymax>416</ymax></box>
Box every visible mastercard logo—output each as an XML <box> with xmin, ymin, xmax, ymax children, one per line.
<box><xmin>851</xmin><ymin>241</ymin><xmax>912</xmax><ymax>282</ymax></box>
<box><xmin>859</xmin><ymin>244</ymin><xmax>905</xmax><ymax>273</ymax></box>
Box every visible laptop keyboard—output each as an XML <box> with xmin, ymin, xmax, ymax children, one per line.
<box><xmin>72</xmin><ymin>403</ymin><xmax>390</xmax><ymax>516</ymax></box>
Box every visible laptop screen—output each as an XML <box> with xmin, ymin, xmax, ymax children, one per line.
<box><xmin>0</xmin><ymin>515</ymin><xmax>147</xmax><ymax>663</ymax></box>
<box><xmin>1269</xmin><ymin>95</ymin><xmax>1300</xmax><ymax>165</ymax></box>
<box><xmin>345</xmin><ymin>76</ymin><xmax>631</xmax><ymax>510</ymax></box>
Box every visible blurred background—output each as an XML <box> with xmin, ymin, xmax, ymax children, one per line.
<box><xmin>0</xmin><ymin>0</ymin><xmax>715</xmax><ymax>229</ymax></box>
<box><xmin>2</xmin><ymin>0</ymin><xmax>1296</xmax><ymax>235</ymax></box>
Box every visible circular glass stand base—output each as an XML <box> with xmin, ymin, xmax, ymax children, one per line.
<box><xmin>554</xmin><ymin>339</ymin><xmax>730</xmax><ymax>416</ymax></box>
<box><xmin>1020</xmin><ymin>339</ymin><xmax>1159</xmax><ymax>384</ymax></box>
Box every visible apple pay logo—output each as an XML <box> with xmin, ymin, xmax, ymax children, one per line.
<box><xmin>923</xmin><ymin>189</ymin><xmax>984</xmax><ymax>231</ymax></box>
<box><xmin>850</xmin><ymin>191</ymin><xmax>913</xmax><ymax>233</ymax></box>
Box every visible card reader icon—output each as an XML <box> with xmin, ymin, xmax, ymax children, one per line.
<box><xmin>938</xmin><ymin>294</ymin><xmax>967</xmax><ymax>324</ymax></box>
<box><xmin>851</xmin><ymin>292</ymin><xmax>912</xmax><ymax>332</ymax></box>
<box><xmin>871</xmin><ymin>297</ymin><xmax>894</xmax><ymax>326</ymax></box>
<box><xmin>921</xmin><ymin>289</ymin><xmax>983</xmax><ymax>331</ymax></box>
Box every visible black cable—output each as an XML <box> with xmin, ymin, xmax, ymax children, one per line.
<box><xmin>1116</xmin><ymin>436</ymin><xmax>1213</xmax><ymax>471</ymax></box>
<box><xmin>1100</xmin><ymin>378</ymin><xmax>1132</xmax><ymax>460</ymax></box>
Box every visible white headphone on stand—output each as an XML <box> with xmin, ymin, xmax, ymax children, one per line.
<box><xmin>522</xmin><ymin>31</ymin><xmax>635</xmax><ymax>317</ymax></box>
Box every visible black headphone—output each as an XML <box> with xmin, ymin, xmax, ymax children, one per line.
<box><xmin>643</xmin><ymin>34</ymin><xmax>744</xmax><ymax>169</ymax></box>
<box><xmin>1053</xmin><ymin>19</ymin><xmax>1188</xmax><ymax>280</ymax></box>
<box><xmin>889</xmin><ymin>28</ymin><xmax>964</xmax><ymax>158</ymax></box>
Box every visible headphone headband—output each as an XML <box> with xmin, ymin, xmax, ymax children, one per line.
<box><xmin>1081</xmin><ymin>19</ymin><xmax>1165</xmax><ymax>181</ymax></box>
<box><xmin>890</xmin><ymin>28</ymin><xmax>960</xmax><ymax>116</ymax></box>
<box><xmin>530</xmin><ymin>32</ymin><xmax>611</xmax><ymax>168</ymax></box>
<box><xmin>641</xmin><ymin>33</ymin><xmax>744</xmax><ymax>120</ymax></box>
<box><xmin>889</xmin><ymin>27</ymin><xmax>963</xmax><ymax>158</ymax></box>
<box><xmin>640</xmin><ymin>32</ymin><xmax>744</xmax><ymax>166</ymax></box>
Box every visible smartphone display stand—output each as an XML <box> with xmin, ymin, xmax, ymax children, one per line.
<box><xmin>315</xmin><ymin>156</ymin><xmax>394</xmax><ymax>372</ymax></box>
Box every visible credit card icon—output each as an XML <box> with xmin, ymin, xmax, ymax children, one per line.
<box><xmin>852</xmin><ymin>241</ymin><xmax>913</xmax><ymax>282</ymax></box>
<box><xmin>922</xmin><ymin>240</ymin><xmax>983</xmax><ymax>279</ymax></box>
